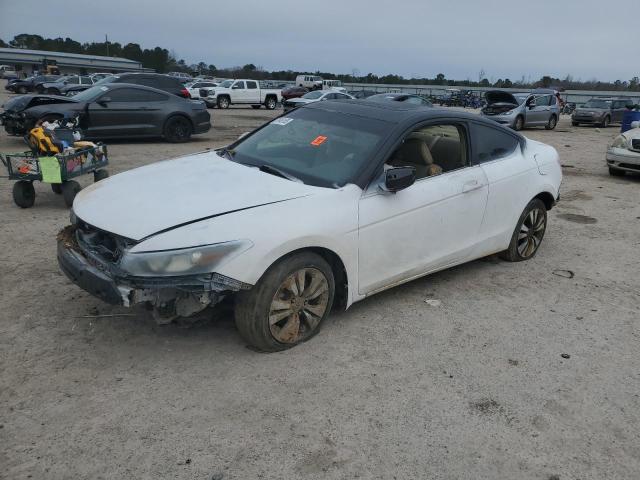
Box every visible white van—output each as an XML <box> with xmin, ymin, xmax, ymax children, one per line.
<box><xmin>296</xmin><ymin>74</ymin><xmax>323</xmax><ymax>90</ymax></box>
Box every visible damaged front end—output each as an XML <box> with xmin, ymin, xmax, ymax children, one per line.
<box><xmin>57</xmin><ymin>223</ymin><xmax>252</xmax><ymax>323</ymax></box>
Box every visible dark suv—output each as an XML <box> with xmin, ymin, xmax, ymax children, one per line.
<box><xmin>64</xmin><ymin>73</ymin><xmax>191</xmax><ymax>98</ymax></box>
<box><xmin>572</xmin><ymin>98</ymin><xmax>633</xmax><ymax>127</ymax></box>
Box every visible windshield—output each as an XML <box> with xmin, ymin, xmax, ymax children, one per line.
<box><xmin>513</xmin><ymin>94</ymin><xmax>529</xmax><ymax>104</ymax></box>
<box><xmin>219</xmin><ymin>80</ymin><xmax>234</xmax><ymax>88</ymax></box>
<box><xmin>302</xmin><ymin>91</ymin><xmax>324</xmax><ymax>99</ymax></box>
<box><xmin>583</xmin><ymin>99</ymin><xmax>611</xmax><ymax>109</ymax></box>
<box><xmin>72</xmin><ymin>85</ymin><xmax>111</xmax><ymax>102</ymax></box>
<box><xmin>228</xmin><ymin>108</ymin><xmax>390</xmax><ymax>188</ymax></box>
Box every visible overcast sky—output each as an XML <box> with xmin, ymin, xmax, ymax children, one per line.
<box><xmin>1</xmin><ymin>0</ymin><xmax>638</xmax><ymax>82</ymax></box>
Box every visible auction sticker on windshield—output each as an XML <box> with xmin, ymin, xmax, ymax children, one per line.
<box><xmin>272</xmin><ymin>117</ymin><xmax>294</xmax><ymax>126</ymax></box>
<box><xmin>310</xmin><ymin>135</ymin><xmax>328</xmax><ymax>146</ymax></box>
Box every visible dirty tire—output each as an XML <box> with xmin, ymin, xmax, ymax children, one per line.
<box><xmin>61</xmin><ymin>180</ymin><xmax>81</xmax><ymax>208</ymax></box>
<box><xmin>499</xmin><ymin>198</ymin><xmax>547</xmax><ymax>262</ymax></box>
<box><xmin>572</xmin><ymin>121</ymin><xmax>579</xmax><ymax>126</ymax></box>
<box><xmin>251</xmin><ymin>105</ymin><xmax>261</xmax><ymax>109</ymax></box>
<box><xmin>51</xmin><ymin>183</ymin><xmax>63</xmax><ymax>194</ymax></box>
<box><xmin>93</xmin><ymin>169</ymin><xmax>109</xmax><ymax>182</ymax></box>
<box><xmin>164</xmin><ymin>116</ymin><xmax>192</xmax><ymax>143</ymax></box>
<box><xmin>600</xmin><ymin>116</ymin><xmax>610</xmax><ymax>128</ymax></box>
<box><xmin>545</xmin><ymin>115</ymin><xmax>557</xmax><ymax>130</ymax></box>
<box><xmin>217</xmin><ymin>96</ymin><xmax>230</xmax><ymax>109</ymax></box>
<box><xmin>265</xmin><ymin>97</ymin><xmax>277</xmax><ymax>110</ymax></box>
<box><xmin>609</xmin><ymin>167</ymin><xmax>625</xmax><ymax>177</ymax></box>
<box><xmin>514</xmin><ymin>116</ymin><xmax>524</xmax><ymax>131</ymax></box>
<box><xmin>12</xmin><ymin>181</ymin><xmax>35</xmax><ymax>208</ymax></box>
<box><xmin>234</xmin><ymin>252</ymin><xmax>335</xmax><ymax>352</ymax></box>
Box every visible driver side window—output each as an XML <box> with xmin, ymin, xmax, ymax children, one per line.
<box><xmin>386</xmin><ymin>124</ymin><xmax>468</xmax><ymax>180</ymax></box>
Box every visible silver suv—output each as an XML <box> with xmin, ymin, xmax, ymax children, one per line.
<box><xmin>481</xmin><ymin>90</ymin><xmax>560</xmax><ymax>131</ymax></box>
<box><xmin>571</xmin><ymin>98</ymin><xmax>632</xmax><ymax>127</ymax></box>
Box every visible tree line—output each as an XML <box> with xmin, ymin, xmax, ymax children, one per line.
<box><xmin>2</xmin><ymin>34</ymin><xmax>639</xmax><ymax>92</ymax></box>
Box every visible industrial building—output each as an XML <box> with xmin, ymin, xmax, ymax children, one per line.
<box><xmin>0</xmin><ymin>48</ymin><xmax>148</xmax><ymax>76</ymax></box>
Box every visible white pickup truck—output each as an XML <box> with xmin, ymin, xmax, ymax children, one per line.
<box><xmin>201</xmin><ymin>79</ymin><xmax>282</xmax><ymax>110</ymax></box>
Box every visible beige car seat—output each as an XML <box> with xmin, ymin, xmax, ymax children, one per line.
<box><xmin>389</xmin><ymin>138</ymin><xmax>442</xmax><ymax>177</ymax></box>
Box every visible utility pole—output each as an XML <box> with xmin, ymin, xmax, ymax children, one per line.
<box><xmin>105</xmin><ymin>34</ymin><xmax>109</xmax><ymax>56</ymax></box>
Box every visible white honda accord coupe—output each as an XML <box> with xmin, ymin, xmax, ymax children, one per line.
<box><xmin>58</xmin><ymin>100</ymin><xmax>562</xmax><ymax>351</ymax></box>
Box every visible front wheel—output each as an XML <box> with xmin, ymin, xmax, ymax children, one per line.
<box><xmin>217</xmin><ymin>96</ymin><xmax>230</xmax><ymax>109</ymax></box>
<box><xmin>609</xmin><ymin>167</ymin><xmax>625</xmax><ymax>177</ymax></box>
<box><xmin>600</xmin><ymin>116</ymin><xmax>610</xmax><ymax>128</ymax></box>
<box><xmin>13</xmin><ymin>181</ymin><xmax>35</xmax><ymax>208</ymax></box>
<box><xmin>514</xmin><ymin>115</ymin><xmax>524</xmax><ymax>131</ymax></box>
<box><xmin>265</xmin><ymin>97</ymin><xmax>277</xmax><ymax>110</ymax></box>
<box><xmin>545</xmin><ymin>115</ymin><xmax>557</xmax><ymax>130</ymax></box>
<box><xmin>234</xmin><ymin>252</ymin><xmax>335</xmax><ymax>352</ymax></box>
<box><xmin>500</xmin><ymin>199</ymin><xmax>547</xmax><ymax>262</ymax></box>
<box><xmin>164</xmin><ymin>116</ymin><xmax>192</xmax><ymax>143</ymax></box>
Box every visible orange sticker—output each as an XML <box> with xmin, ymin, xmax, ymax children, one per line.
<box><xmin>310</xmin><ymin>135</ymin><xmax>328</xmax><ymax>146</ymax></box>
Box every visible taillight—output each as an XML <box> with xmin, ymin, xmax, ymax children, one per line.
<box><xmin>181</xmin><ymin>88</ymin><xmax>191</xmax><ymax>98</ymax></box>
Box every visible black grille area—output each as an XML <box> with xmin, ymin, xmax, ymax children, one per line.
<box><xmin>631</xmin><ymin>139</ymin><xmax>640</xmax><ymax>151</ymax></box>
<box><xmin>76</xmin><ymin>220</ymin><xmax>136</xmax><ymax>264</ymax></box>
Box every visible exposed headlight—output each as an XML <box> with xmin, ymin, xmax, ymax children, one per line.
<box><xmin>610</xmin><ymin>136</ymin><xmax>628</xmax><ymax>149</ymax></box>
<box><xmin>502</xmin><ymin>109</ymin><xmax>515</xmax><ymax>115</ymax></box>
<box><xmin>119</xmin><ymin>240</ymin><xmax>253</xmax><ymax>277</ymax></box>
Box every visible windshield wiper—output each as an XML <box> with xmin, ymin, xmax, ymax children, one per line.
<box><xmin>258</xmin><ymin>164</ymin><xmax>303</xmax><ymax>183</ymax></box>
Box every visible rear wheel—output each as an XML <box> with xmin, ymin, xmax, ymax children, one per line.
<box><xmin>600</xmin><ymin>116</ymin><xmax>610</xmax><ymax>128</ymax></box>
<box><xmin>164</xmin><ymin>116</ymin><xmax>192</xmax><ymax>143</ymax></box>
<box><xmin>514</xmin><ymin>115</ymin><xmax>524</xmax><ymax>131</ymax></box>
<box><xmin>609</xmin><ymin>167</ymin><xmax>625</xmax><ymax>177</ymax></box>
<box><xmin>217</xmin><ymin>96</ymin><xmax>230</xmax><ymax>109</ymax></box>
<box><xmin>545</xmin><ymin>115</ymin><xmax>557</xmax><ymax>130</ymax></box>
<box><xmin>51</xmin><ymin>183</ymin><xmax>62</xmax><ymax>194</ymax></box>
<box><xmin>12</xmin><ymin>181</ymin><xmax>35</xmax><ymax>208</ymax></box>
<box><xmin>235</xmin><ymin>252</ymin><xmax>335</xmax><ymax>352</ymax></box>
<box><xmin>265</xmin><ymin>97</ymin><xmax>277</xmax><ymax>110</ymax></box>
<box><xmin>94</xmin><ymin>169</ymin><xmax>109</xmax><ymax>182</ymax></box>
<box><xmin>61</xmin><ymin>180</ymin><xmax>81</xmax><ymax>208</ymax></box>
<box><xmin>500</xmin><ymin>199</ymin><xmax>547</xmax><ymax>262</ymax></box>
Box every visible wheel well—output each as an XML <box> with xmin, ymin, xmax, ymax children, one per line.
<box><xmin>278</xmin><ymin>247</ymin><xmax>349</xmax><ymax>311</ymax></box>
<box><xmin>534</xmin><ymin>191</ymin><xmax>556</xmax><ymax>210</ymax></box>
<box><xmin>264</xmin><ymin>94</ymin><xmax>276</xmax><ymax>101</ymax></box>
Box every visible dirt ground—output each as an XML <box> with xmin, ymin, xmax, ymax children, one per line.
<box><xmin>1</xmin><ymin>85</ymin><xmax>639</xmax><ymax>480</ymax></box>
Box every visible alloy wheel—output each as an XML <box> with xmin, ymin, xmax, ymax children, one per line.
<box><xmin>268</xmin><ymin>267</ymin><xmax>330</xmax><ymax>344</ymax></box>
<box><xmin>517</xmin><ymin>207</ymin><xmax>546</xmax><ymax>258</ymax></box>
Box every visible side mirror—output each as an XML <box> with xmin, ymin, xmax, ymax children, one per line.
<box><xmin>383</xmin><ymin>166</ymin><xmax>416</xmax><ymax>193</ymax></box>
<box><xmin>97</xmin><ymin>96</ymin><xmax>111</xmax><ymax>106</ymax></box>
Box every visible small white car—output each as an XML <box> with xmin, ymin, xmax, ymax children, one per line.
<box><xmin>283</xmin><ymin>90</ymin><xmax>355</xmax><ymax>112</ymax></box>
<box><xmin>606</xmin><ymin>121</ymin><xmax>640</xmax><ymax>176</ymax></box>
<box><xmin>58</xmin><ymin>102</ymin><xmax>562</xmax><ymax>352</ymax></box>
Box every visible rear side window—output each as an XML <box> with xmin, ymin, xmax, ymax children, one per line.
<box><xmin>246</xmin><ymin>81</ymin><xmax>258</xmax><ymax>89</ymax></box>
<box><xmin>106</xmin><ymin>88</ymin><xmax>145</xmax><ymax>102</ymax></box>
<box><xmin>471</xmin><ymin>123</ymin><xmax>520</xmax><ymax>163</ymax></box>
<box><xmin>159</xmin><ymin>76</ymin><xmax>180</xmax><ymax>87</ymax></box>
<box><xmin>535</xmin><ymin>95</ymin><xmax>551</xmax><ymax>106</ymax></box>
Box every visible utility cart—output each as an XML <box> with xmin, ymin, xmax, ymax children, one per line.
<box><xmin>1</xmin><ymin>144</ymin><xmax>109</xmax><ymax>208</ymax></box>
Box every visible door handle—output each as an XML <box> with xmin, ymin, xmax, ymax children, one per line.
<box><xmin>462</xmin><ymin>180</ymin><xmax>483</xmax><ymax>193</ymax></box>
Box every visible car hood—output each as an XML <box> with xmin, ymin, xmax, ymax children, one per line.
<box><xmin>72</xmin><ymin>151</ymin><xmax>321</xmax><ymax>241</ymax></box>
<box><xmin>484</xmin><ymin>91</ymin><xmax>520</xmax><ymax>106</ymax></box>
<box><xmin>2</xmin><ymin>94</ymin><xmax>78</xmax><ymax>112</ymax></box>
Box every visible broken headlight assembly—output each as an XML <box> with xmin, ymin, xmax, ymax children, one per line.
<box><xmin>610</xmin><ymin>136</ymin><xmax>628</xmax><ymax>149</ymax></box>
<box><xmin>119</xmin><ymin>240</ymin><xmax>253</xmax><ymax>277</ymax></box>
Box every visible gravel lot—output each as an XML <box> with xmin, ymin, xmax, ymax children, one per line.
<box><xmin>1</xmin><ymin>85</ymin><xmax>639</xmax><ymax>480</ymax></box>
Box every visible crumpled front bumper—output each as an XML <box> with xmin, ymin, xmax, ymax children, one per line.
<box><xmin>57</xmin><ymin>226</ymin><xmax>252</xmax><ymax>311</ymax></box>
